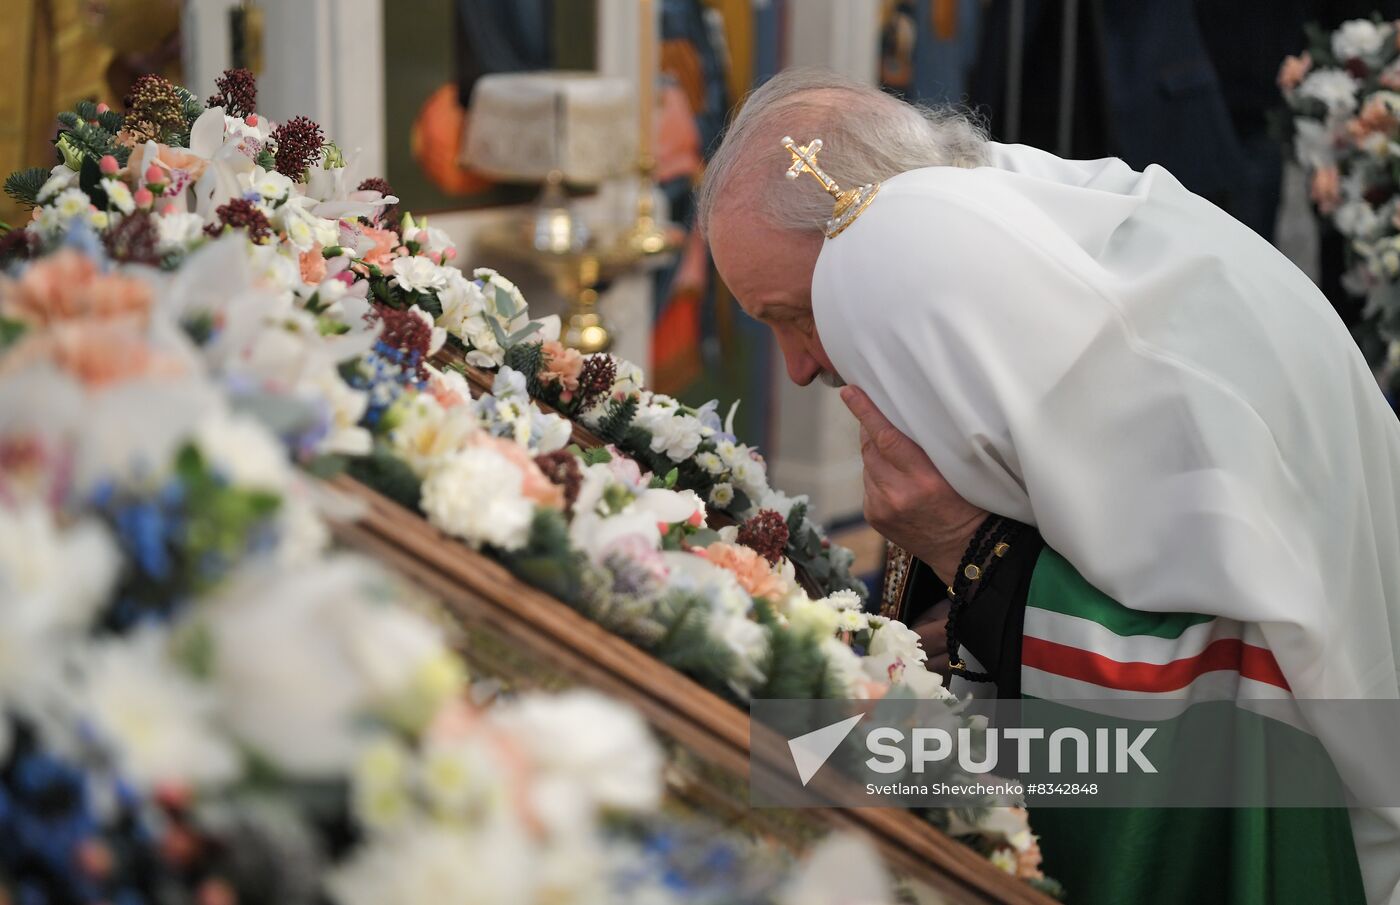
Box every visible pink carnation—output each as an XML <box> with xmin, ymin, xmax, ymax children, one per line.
<box><xmin>540</xmin><ymin>340</ymin><xmax>585</xmax><ymax>400</ymax></box>
<box><xmin>1278</xmin><ymin>52</ymin><xmax>1312</xmax><ymax>92</ymax></box>
<box><xmin>696</xmin><ymin>542</ymin><xmax>790</xmax><ymax>601</ymax></box>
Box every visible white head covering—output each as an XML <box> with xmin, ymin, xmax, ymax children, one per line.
<box><xmin>812</xmin><ymin>143</ymin><xmax>1400</xmax><ymax>902</ymax></box>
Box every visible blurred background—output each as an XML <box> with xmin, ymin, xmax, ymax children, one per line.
<box><xmin>4</xmin><ymin>0</ymin><xmax>1397</xmax><ymax>585</ymax></box>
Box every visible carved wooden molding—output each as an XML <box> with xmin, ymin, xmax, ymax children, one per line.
<box><xmin>329</xmin><ymin>475</ymin><xmax>1055</xmax><ymax>905</ymax></box>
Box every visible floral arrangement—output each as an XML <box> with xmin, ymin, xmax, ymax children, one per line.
<box><xmin>1280</xmin><ymin>16</ymin><xmax>1400</xmax><ymax>374</ymax></box>
<box><xmin>0</xmin><ymin>211</ymin><xmax>917</xmax><ymax>905</ymax></box>
<box><xmin>0</xmin><ymin>69</ymin><xmax>1048</xmax><ymax>889</ymax></box>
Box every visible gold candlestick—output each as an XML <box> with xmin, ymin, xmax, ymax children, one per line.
<box><xmin>612</xmin><ymin>0</ymin><xmax>681</xmax><ymax>265</ymax></box>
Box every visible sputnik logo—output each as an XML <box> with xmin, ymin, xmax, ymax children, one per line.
<box><xmin>787</xmin><ymin>713</ymin><xmax>865</xmax><ymax>786</ymax></box>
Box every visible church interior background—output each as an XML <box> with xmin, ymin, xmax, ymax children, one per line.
<box><xmin>2</xmin><ymin>1</ymin><xmax>1399</xmax><ymax>903</ymax></box>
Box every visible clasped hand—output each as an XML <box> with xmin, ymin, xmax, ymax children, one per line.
<box><xmin>839</xmin><ymin>386</ymin><xmax>986</xmax><ymax>590</ymax></box>
<box><xmin>840</xmin><ymin>387</ymin><xmax>986</xmax><ymax>669</ymax></box>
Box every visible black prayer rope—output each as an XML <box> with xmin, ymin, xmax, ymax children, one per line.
<box><xmin>945</xmin><ymin>514</ymin><xmax>1017</xmax><ymax>684</ymax></box>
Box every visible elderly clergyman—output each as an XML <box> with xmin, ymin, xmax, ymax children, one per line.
<box><xmin>700</xmin><ymin>69</ymin><xmax>1400</xmax><ymax>904</ymax></box>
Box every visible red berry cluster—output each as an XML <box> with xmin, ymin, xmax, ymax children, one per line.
<box><xmin>370</xmin><ymin>303</ymin><xmax>435</xmax><ymax>380</ymax></box>
<box><xmin>575</xmin><ymin>354</ymin><xmax>617</xmax><ymax>410</ymax></box>
<box><xmin>206</xmin><ymin>67</ymin><xmax>258</xmax><ymax>118</ymax></box>
<box><xmin>271</xmin><ymin>115</ymin><xmax>324</xmax><ymax>182</ymax></box>
<box><xmin>103</xmin><ymin>210</ymin><xmax>163</xmax><ymax>266</ymax></box>
<box><xmin>737</xmin><ymin>509</ymin><xmax>790</xmax><ymax>565</ymax></box>
<box><xmin>205</xmin><ymin>198</ymin><xmax>273</xmax><ymax>245</ymax></box>
<box><xmin>535</xmin><ymin>450</ymin><xmax>583</xmax><ymax>513</ymax></box>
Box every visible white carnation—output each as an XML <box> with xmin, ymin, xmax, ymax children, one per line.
<box><xmin>1297</xmin><ymin>69</ymin><xmax>1361</xmax><ymax>115</ymax></box>
<box><xmin>394</xmin><ymin>255</ymin><xmax>451</xmax><ymax>294</ymax></box>
<box><xmin>420</xmin><ymin>447</ymin><xmax>534</xmax><ymax>551</ymax></box>
<box><xmin>1332</xmin><ymin>19</ymin><xmax>1388</xmax><ymax>61</ymax></box>
<box><xmin>157</xmin><ymin>211</ymin><xmax>206</xmax><ymax>252</ymax></box>
<box><xmin>824</xmin><ymin>589</ymin><xmax>864</xmax><ymax>611</ymax></box>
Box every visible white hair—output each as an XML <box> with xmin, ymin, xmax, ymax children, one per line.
<box><xmin>697</xmin><ymin>68</ymin><xmax>989</xmax><ymax>235</ymax></box>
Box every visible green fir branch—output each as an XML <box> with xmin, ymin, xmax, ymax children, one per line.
<box><xmin>4</xmin><ymin>167</ymin><xmax>50</xmax><ymax>209</ymax></box>
<box><xmin>596</xmin><ymin>395</ymin><xmax>639</xmax><ymax>444</ymax></box>
<box><xmin>503</xmin><ymin>341</ymin><xmax>545</xmax><ymax>394</ymax></box>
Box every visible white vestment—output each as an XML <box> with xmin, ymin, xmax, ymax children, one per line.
<box><xmin>812</xmin><ymin>142</ymin><xmax>1400</xmax><ymax>903</ymax></box>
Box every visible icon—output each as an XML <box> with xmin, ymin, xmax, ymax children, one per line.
<box><xmin>787</xmin><ymin>713</ymin><xmax>864</xmax><ymax>786</ymax></box>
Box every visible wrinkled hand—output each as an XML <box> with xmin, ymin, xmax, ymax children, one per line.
<box><xmin>840</xmin><ymin>386</ymin><xmax>986</xmax><ymax>583</ymax></box>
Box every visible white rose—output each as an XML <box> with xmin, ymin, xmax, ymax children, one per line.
<box><xmin>1297</xmin><ymin>69</ymin><xmax>1361</xmax><ymax>115</ymax></box>
<box><xmin>420</xmin><ymin>447</ymin><xmax>535</xmax><ymax>551</ymax></box>
<box><xmin>638</xmin><ymin>410</ymin><xmax>703</xmax><ymax>461</ymax></box>
<box><xmin>473</xmin><ymin>267</ymin><xmax>528</xmax><ymax>315</ymax></box>
<box><xmin>534</xmin><ymin>411</ymin><xmax>573</xmax><ymax>454</ymax></box>
<box><xmin>436</xmin><ymin>274</ymin><xmax>488</xmax><ymax>336</ymax></box>
<box><xmin>868</xmin><ymin>619</ymin><xmax>928</xmax><ymax>664</ymax></box>
<box><xmin>394</xmin><ymin>255</ymin><xmax>451</xmax><ymax>294</ymax></box>
<box><xmin>1332</xmin><ymin>19</ymin><xmax>1388</xmax><ymax>61</ymax></box>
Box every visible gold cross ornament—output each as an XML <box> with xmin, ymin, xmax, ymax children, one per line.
<box><xmin>781</xmin><ymin>136</ymin><xmax>881</xmax><ymax>238</ymax></box>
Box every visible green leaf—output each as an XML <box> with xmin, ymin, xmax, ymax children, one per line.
<box><xmin>506</xmin><ymin>321</ymin><xmax>542</xmax><ymax>346</ymax></box>
<box><xmin>580</xmin><ymin>446</ymin><xmax>613</xmax><ymax>465</ymax></box>
<box><xmin>687</xmin><ymin>528</ymin><xmax>722</xmax><ymax>547</ymax></box>
<box><xmin>303</xmin><ymin>454</ymin><xmax>348</xmax><ymax>479</ymax></box>
<box><xmin>0</xmin><ymin>318</ymin><xmax>27</xmax><ymax>350</ymax></box>
<box><xmin>344</xmin><ymin>446</ymin><xmax>423</xmax><ymax>511</ymax></box>
<box><xmin>487</xmin><ymin>314</ymin><xmax>510</xmax><ymax>351</ymax></box>
<box><xmin>493</xmin><ymin>284</ymin><xmax>518</xmax><ymax>320</ymax></box>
